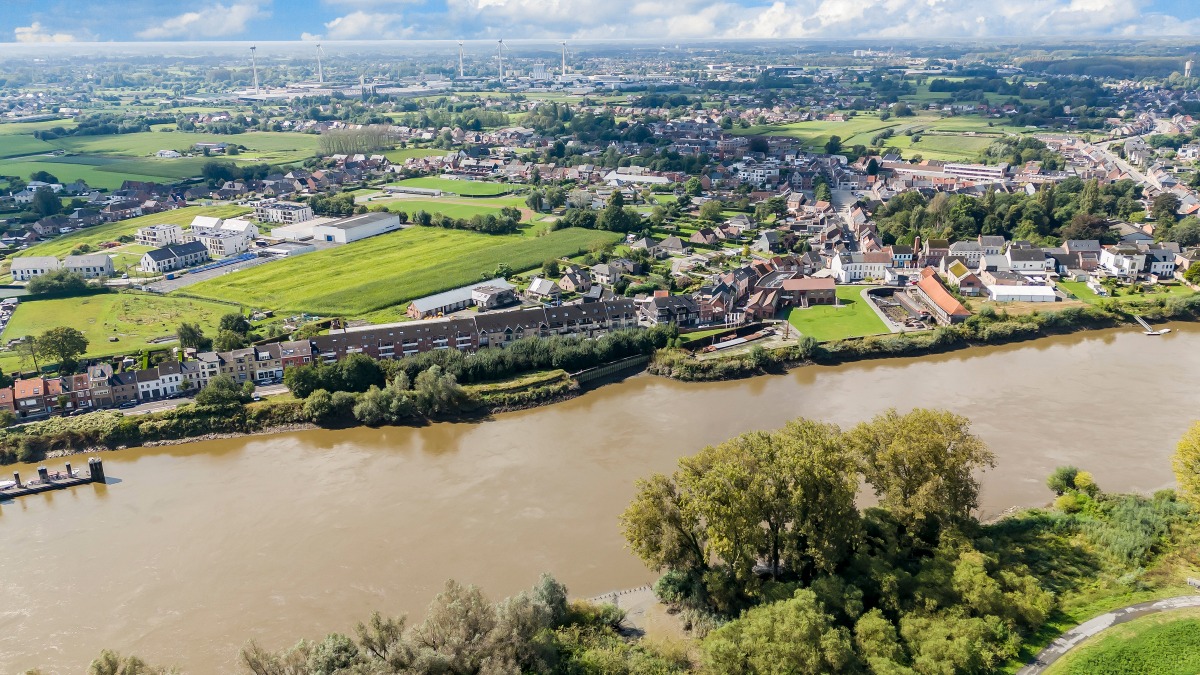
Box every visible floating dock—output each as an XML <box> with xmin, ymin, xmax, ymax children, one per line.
<box><xmin>1133</xmin><ymin>315</ymin><xmax>1171</xmax><ymax>336</ymax></box>
<box><xmin>0</xmin><ymin>457</ymin><xmax>105</xmax><ymax>500</ymax></box>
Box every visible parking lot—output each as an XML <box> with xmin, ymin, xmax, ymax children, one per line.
<box><xmin>144</xmin><ymin>255</ymin><xmax>277</xmax><ymax>293</ymax></box>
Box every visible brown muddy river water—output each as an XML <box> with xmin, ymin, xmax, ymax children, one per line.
<box><xmin>2</xmin><ymin>326</ymin><xmax>1197</xmax><ymax>673</ymax></box>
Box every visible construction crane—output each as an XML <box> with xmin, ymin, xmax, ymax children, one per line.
<box><xmin>250</xmin><ymin>45</ymin><xmax>260</xmax><ymax>94</ymax></box>
<box><xmin>316</xmin><ymin>42</ymin><xmax>326</xmax><ymax>84</ymax></box>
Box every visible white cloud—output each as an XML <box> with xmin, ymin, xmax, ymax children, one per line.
<box><xmin>323</xmin><ymin>11</ymin><xmax>412</xmax><ymax>39</ymax></box>
<box><xmin>137</xmin><ymin>2</ymin><xmax>269</xmax><ymax>40</ymax></box>
<box><xmin>301</xmin><ymin>32</ymin><xmax>323</xmax><ymax>41</ymax></box>
<box><xmin>436</xmin><ymin>0</ymin><xmax>1200</xmax><ymax>38</ymax></box>
<box><xmin>14</xmin><ymin>22</ymin><xmax>77</xmax><ymax>43</ymax></box>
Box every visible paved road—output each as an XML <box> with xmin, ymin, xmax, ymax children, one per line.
<box><xmin>1015</xmin><ymin>594</ymin><xmax>1200</xmax><ymax>674</ymax></box>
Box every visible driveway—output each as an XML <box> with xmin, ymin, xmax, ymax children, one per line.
<box><xmin>1015</xmin><ymin>594</ymin><xmax>1200</xmax><ymax>674</ymax></box>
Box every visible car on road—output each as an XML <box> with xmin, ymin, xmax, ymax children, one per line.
<box><xmin>118</xmin><ymin>401</ymin><xmax>137</xmax><ymax>409</ymax></box>
<box><xmin>251</xmin><ymin>395</ymin><xmax>262</xmax><ymax>402</ymax></box>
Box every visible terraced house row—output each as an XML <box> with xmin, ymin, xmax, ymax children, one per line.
<box><xmin>0</xmin><ymin>300</ymin><xmax>642</xmax><ymax>419</ymax></box>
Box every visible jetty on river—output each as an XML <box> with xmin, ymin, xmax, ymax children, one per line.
<box><xmin>0</xmin><ymin>457</ymin><xmax>106</xmax><ymax>500</ymax></box>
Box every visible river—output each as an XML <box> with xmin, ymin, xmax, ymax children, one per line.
<box><xmin>2</xmin><ymin>326</ymin><xmax>1197</xmax><ymax>673</ymax></box>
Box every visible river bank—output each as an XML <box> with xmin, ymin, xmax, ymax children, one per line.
<box><xmin>4</xmin><ymin>295</ymin><xmax>1198</xmax><ymax>465</ymax></box>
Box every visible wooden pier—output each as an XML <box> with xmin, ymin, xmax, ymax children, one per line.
<box><xmin>0</xmin><ymin>457</ymin><xmax>105</xmax><ymax>500</ymax></box>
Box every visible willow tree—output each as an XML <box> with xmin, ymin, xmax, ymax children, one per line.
<box><xmin>1174</xmin><ymin>422</ymin><xmax>1200</xmax><ymax>506</ymax></box>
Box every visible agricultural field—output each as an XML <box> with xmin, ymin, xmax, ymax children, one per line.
<box><xmin>389</xmin><ymin>176</ymin><xmax>525</xmax><ymax>196</ymax></box>
<box><xmin>0</xmin><ymin>128</ymin><xmax>321</xmax><ymax>188</ymax></box>
<box><xmin>784</xmin><ymin>286</ymin><xmax>890</xmax><ymax>342</ymax></box>
<box><xmin>733</xmin><ymin>111</ymin><xmax>1031</xmax><ymax>158</ymax></box>
<box><xmin>0</xmin><ymin>292</ymin><xmax>238</xmax><ymax>372</ymax></box>
<box><xmin>11</xmin><ymin>205</ymin><xmax>251</xmax><ymax>260</ymax></box>
<box><xmin>182</xmin><ymin>226</ymin><xmax>621</xmax><ymax>318</ymax></box>
<box><xmin>380</xmin><ymin>199</ymin><xmax>507</xmax><ymax>221</ymax></box>
<box><xmin>0</xmin><ymin>135</ymin><xmax>57</xmax><ymax>159</ymax></box>
<box><xmin>885</xmin><ymin>133</ymin><xmax>999</xmax><ymax>162</ymax></box>
<box><xmin>0</xmin><ymin>157</ymin><xmax>173</xmax><ymax>191</ymax></box>
<box><xmin>1044</xmin><ymin>608</ymin><xmax>1200</xmax><ymax>675</ymax></box>
<box><xmin>47</xmin><ymin>130</ymin><xmax>321</xmax><ymax>164</ymax></box>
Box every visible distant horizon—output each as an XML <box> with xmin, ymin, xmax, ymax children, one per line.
<box><xmin>3</xmin><ymin>0</ymin><xmax>1200</xmax><ymax>45</ymax></box>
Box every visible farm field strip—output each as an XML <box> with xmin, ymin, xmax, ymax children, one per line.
<box><xmin>183</xmin><ymin>226</ymin><xmax>621</xmax><ymax>317</ymax></box>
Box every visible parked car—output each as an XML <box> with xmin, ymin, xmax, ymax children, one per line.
<box><xmin>118</xmin><ymin>401</ymin><xmax>137</xmax><ymax>409</ymax></box>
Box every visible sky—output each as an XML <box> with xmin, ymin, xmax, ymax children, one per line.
<box><xmin>4</xmin><ymin>0</ymin><xmax>1200</xmax><ymax>43</ymax></box>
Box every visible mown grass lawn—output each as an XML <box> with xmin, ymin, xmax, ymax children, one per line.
<box><xmin>0</xmin><ymin>134</ymin><xmax>57</xmax><ymax>158</ymax></box>
<box><xmin>1058</xmin><ymin>280</ymin><xmax>1195</xmax><ymax>306</ymax></box>
<box><xmin>11</xmin><ymin>205</ymin><xmax>251</xmax><ymax>260</ymax></box>
<box><xmin>1044</xmin><ymin>608</ymin><xmax>1200</xmax><ymax>675</ymax></box>
<box><xmin>182</xmin><ymin>226</ymin><xmax>621</xmax><ymax>318</ymax></box>
<box><xmin>389</xmin><ymin>176</ymin><xmax>524</xmax><ymax>196</ymax></box>
<box><xmin>0</xmin><ymin>292</ymin><xmax>238</xmax><ymax>372</ymax></box>
<box><xmin>784</xmin><ymin>286</ymin><xmax>889</xmax><ymax>342</ymax></box>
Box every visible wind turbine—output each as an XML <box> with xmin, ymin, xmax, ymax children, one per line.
<box><xmin>250</xmin><ymin>45</ymin><xmax>260</xmax><ymax>94</ymax></box>
<box><xmin>316</xmin><ymin>42</ymin><xmax>326</xmax><ymax>84</ymax></box>
<box><xmin>497</xmin><ymin>39</ymin><xmax>509</xmax><ymax>83</ymax></box>
<box><xmin>458</xmin><ymin>40</ymin><xmax>465</xmax><ymax>78</ymax></box>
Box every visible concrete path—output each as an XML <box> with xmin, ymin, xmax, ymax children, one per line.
<box><xmin>1015</xmin><ymin>594</ymin><xmax>1200</xmax><ymax>674</ymax></box>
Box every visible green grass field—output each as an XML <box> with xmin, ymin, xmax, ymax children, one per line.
<box><xmin>389</xmin><ymin>177</ymin><xmax>524</xmax><ymax>196</ymax></box>
<box><xmin>0</xmin><ymin>129</ymin><xmax>320</xmax><ymax>187</ymax></box>
<box><xmin>380</xmin><ymin>199</ymin><xmax>508</xmax><ymax>221</ymax></box>
<box><xmin>784</xmin><ymin>286</ymin><xmax>890</xmax><ymax>342</ymax></box>
<box><xmin>0</xmin><ymin>293</ymin><xmax>238</xmax><ymax>372</ymax></box>
<box><xmin>183</xmin><ymin>226</ymin><xmax>621</xmax><ymax>318</ymax></box>
<box><xmin>886</xmin><ymin>133</ymin><xmax>999</xmax><ymax>162</ymax></box>
<box><xmin>1044</xmin><ymin>609</ymin><xmax>1200</xmax><ymax>675</ymax></box>
<box><xmin>12</xmin><ymin>205</ymin><xmax>251</xmax><ymax>260</ymax></box>
<box><xmin>1058</xmin><ymin>280</ymin><xmax>1194</xmax><ymax>305</ymax></box>
<box><xmin>0</xmin><ymin>135</ymin><xmax>57</xmax><ymax>158</ymax></box>
<box><xmin>732</xmin><ymin>112</ymin><xmax>1031</xmax><ymax>157</ymax></box>
<box><xmin>47</xmin><ymin>130</ymin><xmax>321</xmax><ymax>163</ymax></box>
<box><xmin>0</xmin><ymin>157</ymin><xmax>173</xmax><ymax>191</ymax></box>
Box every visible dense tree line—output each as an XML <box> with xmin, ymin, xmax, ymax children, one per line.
<box><xmin>87</xmin><ymin>574</ymin><xmax>687</xmax><ymax>674</ymax></box>
<box><xmin>284</xmin><ymin>325</ymin><xmax>675</xmax><ymax>400</ymax></box>
<box><xmin>873</xmin><ymin>176</ymin><xmax>1143</xmax><ymax>246</ymax></box>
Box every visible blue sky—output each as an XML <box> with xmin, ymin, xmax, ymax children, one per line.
<box><xmin>4</xmin><ymin>0</ymin><xmax>1200</xmax><ymax>42</ymax></box>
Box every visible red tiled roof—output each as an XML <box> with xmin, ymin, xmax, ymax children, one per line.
<box><xmin>781</xmin><ymin>277</ymin><xmax>836</xmax><ymax>291</ymax></box>
<box><xmin>916</xmin><ymin>271</ymin><xmax>970</xmax><ymax>318</ymax></box>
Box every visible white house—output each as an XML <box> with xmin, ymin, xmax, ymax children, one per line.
<box><xmin>1099</xmin><ymin>246</ymin><xmax>1146</xmax><ymax>280</ymax></box>
<box><xmin>136</xmin><ymin>223</ymin><xmax>184</xmax><ymax>247</ymax></box>
<box><xmin>831</xmin><ymin>251</ymin><xmax>889</xmax><ymax>283</ymax></box>
<box><xmin>65</xmin><ymin>254</ymin><xmax>115</xmax><ymax>279</ymax></box>
<box><xmin>253</xmin><ymin>200</ymin><xmax>314</xmax><ymax>224</ymax></box>
<box><xmin>186</xmin><ymin>217</ymin><xmax>258</xmax><ymax>256</ymax></box>
<box><xmin>11</xmin><ymin>256</ymin><xmax>62</xmax><ymax>281</ymax></box>
<box><xmin>1005</xmin><ymin>248</ymin><xmax>1052</xmax><ymax>272</ymax></box>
